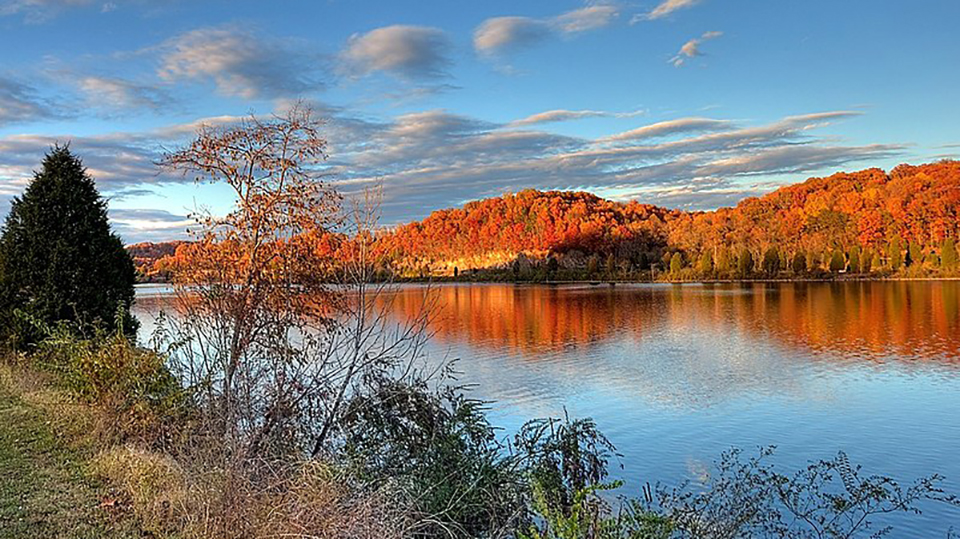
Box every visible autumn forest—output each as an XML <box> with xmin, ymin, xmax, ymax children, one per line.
<box><xmin>129</xmin><ymin>160</ymin><xmax>960</xmax><ymax>282</ymax></box>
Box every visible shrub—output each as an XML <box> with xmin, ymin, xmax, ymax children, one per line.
<box><xmin>37</xmin><ymin>321</ymin><xmax>187</xmax><ymax>444</ymax></box>
<box><xmin>340</xmin><ymin>378</ymin><xmax>524</xmax><ymax>537</ymax></box>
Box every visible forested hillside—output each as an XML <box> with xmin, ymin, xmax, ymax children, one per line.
<box><xmin>129</xmin><ymin>161</ymin><xmax>960</xmax><ymax>281</ymax></box>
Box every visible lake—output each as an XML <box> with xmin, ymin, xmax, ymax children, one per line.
<box><xmin>134</xmin><ymin>281</ymin><xmax>960</xmax><ymax>534</ymax></box>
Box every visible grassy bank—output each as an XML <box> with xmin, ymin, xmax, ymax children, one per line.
<box><xmin>0</xmin><ymin>364</ymin><xmax>137</xmax><ymax>538</ymax></box>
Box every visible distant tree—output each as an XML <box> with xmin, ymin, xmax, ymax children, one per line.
<box><xmin>829</xmin><ymin>249</ymin><xmax>846</xmax><ymax>272</ymax></box>
<box><xmin>762</xmin><ymin>246</ymin><xmax>781</xmax><ymax>276</ymax></box>
<box><xmin>908</xmin><ymin>240</ymin><xmax>922</xmax><ymax>267</ymax></box>
<box><xmin>637</xmin><ymin>252</ymin><xmax>649</xmax><ymax>271</ymax></box>
<box><xmin>586</xmin><ymin>255</ymin><xmax>599</xmax><ymax>277</ymax></box>
<box><xmin>861</xmin><ymin>248</ymin><xmax>874</xmax><ymax>273</ymax></box>
<box><xmin>738</xmin><ymin>248</ymin><xmax>754</xmax><ymax>278</ymax></box>
<box><xmin>670</xmin><ymin>252</ymin><xmax>683</xmax><ymax>275</ymax></box>
<box><xmin>871</xmin><ymin>250</ymin><xmax>882</xmax><ymax>273</ymax></box>
<box><xmin>791</xmin><ymin>251</ymin><xmax>806</xmax><ymax>274</ymax></box>
<box><xmin>941</xmin><ymin>238</ymin><xmax>958</xmax><ymax>271</ymax></box>
<box><xmin>453</xmin><ymin>266</ymin><xmax>459</xmax><ymax>278</ymax></box>
<box><xmin>604</xmin><ymin>253</ymin><xmax>617</xmax><ymax>278</ymax></box>
<box><xmin>0</xmin><ymin>146</ymin><xmax>138</xmax><ymax>344</ymax></box>
<box><xmin>698</xmin><ymin>251</ymin><xmax>714</xmax><ymax>276</ymax></box>
<box><xmin>546</xmin><ymin>256</ymin><xmax>560</xmax><ymax>277</ymax></box>
<box><xmin>512</xmin><ymin>258</ymin><xmax>522</xmax><ymax>279</ymax></box>
<box><xmin>848</xmin><ymin>246</ymin><xmax>861</xmax><ymax>274</ymax></box>
<box><xmin>716</xmin><ymin>247</ymin><xmax>733</xmax><ymax>275</ymax></box>
<box><xmin>888</xmin><ymin>237</ymin><xmax>903</xmax><ymax>270</ymax></box>
<box><xmin>924</xmin><ymin>251</ymin><xmax>939</xmax><ymax>268</ymax></box>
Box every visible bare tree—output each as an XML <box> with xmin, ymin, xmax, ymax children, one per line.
<box><xmin>156</xmin><ymin>104</ymin><xmax>437</xmax><ymax>462</ymax></box>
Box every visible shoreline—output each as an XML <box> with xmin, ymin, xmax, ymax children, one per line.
<box><xmin>135</xmin><ymin>276</ymin><xmax>960</xmax><ymax>287</ymax></box>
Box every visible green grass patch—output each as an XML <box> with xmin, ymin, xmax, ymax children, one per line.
<box><xmin>0</xmin><ymin>383</ymin><xmax>137</xmax><ymax>538</ymax></box>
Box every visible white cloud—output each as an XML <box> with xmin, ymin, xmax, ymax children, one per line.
<box><xmin>474</xmin><ymin>3</ymin><xmax>620</xmax><ymax>55</ymax></box>
<box><xmin>342</xmin><ymin>25</ymin><xmax>451</xmax><ymax>80</ymax></box>
<box><xmin>0</xmin><ymin>107</ymin><xmax>903</xmax><ymax>239</ymax></box>
<box><xmin>553</xmin><ymin>5</ymin><xmax>619</xmax><ymax>33</ymax></box>
<box><xmin>670</xmin><ymin>30</ymin><xmax>723</xmax><ymax>67</ymax></box>
<box><xmin>640</xmin><ymin>0</ymin><xmax>703</xmax><ymax>21</ymax></box>
<box><xmin>474</xmin><ymin>17</ymin><xmax>550</xmax><ymax>55</ymax></box>
<box><xmin>599</xmin><ymin>117</ymin><xmax>731</xmax><ymax>142</ymax></box>
<box><xmin>77</xmin><ymin>75</ymin><xmax>170</xmax><ymax>111</ymax></box>
<box><xmin>159</xmin><ymin>26</ymin><xmax>321</xmax><ymax>98</ymax></box>
<box><xmin>508</xmin><ymin>108</ymin><xmax>644</xmax><ymax>127</ymax></box>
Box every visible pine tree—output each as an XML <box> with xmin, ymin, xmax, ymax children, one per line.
<box><xmin>738</xmin><ymin>248</ymin><xmax>754</xmax><ymax>278</ymax></box>
<box><xmin>0</xmin><ymin>146</ymin><xmax>138</xmax><ymax>343</ymax></box>
<box><xmin>792</xmin><ymin>251</ymin><xmax>806</xmax><ymax>274</ymax></box>
<box><xmin>942</xmin><ymin>238</ymin><xmax>958</xmax><ymax>271</ymax></box>
<box><xmin>829</xmin><ymin>249</ymin><xmax>846</xmax><ymax>272</ymax></box>
<box><xmin>669</xmin><ymin>252</ymin><xmax>683</xmax><ymax>275</ymax></box>
<box><xmin>716</xmin><ymin>247</ymin><xmax>732</xmax><ymax>275</ymax></box>
<box><xmin>888</xmin><ymin>237</ymin><xmax>903</xmax><ymax>270</ymax></box>
<box><xmin>848</xmin><ymin>246</ymin><xmax>861</xmax><ymax>274</ymax></box>
<box><xmin>908</xmin><ymin>241</ymin><xmax>922</xmax><ymax>267</ymax></box>
<box><xmin>861</xmin><ymin>248</ymin><xmax>874</xmax><ymax>273</ymax></box>
<box><xmin>762</xmin><ymin>246</ymin><xmax>781</xmax><ymax>275</ymax></box>
<box><xmin>698</xmin><ymin>251</ymin><xmax>714</xmax><ymax>276</ymax></box>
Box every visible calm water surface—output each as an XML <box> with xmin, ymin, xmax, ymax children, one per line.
<box><xmin>135</xmin><ymin>281</ymin><xmax>960</xmax><ymax>534</ymax></box>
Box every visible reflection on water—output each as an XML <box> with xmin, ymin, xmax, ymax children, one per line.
<box><xmin>384</xmin><ymin>282</ymin><xmax>960</xmax><ymax>362</ymax></box>
<box><xmin>134</xmin><ymin>281</ymin><xmax>960</xmax><ymax>532</ymax></box>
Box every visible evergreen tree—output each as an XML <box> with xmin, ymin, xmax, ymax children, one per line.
<box><xmin>942</xmin><ymin>238</ymin><xmax>958</xmax><ymax>271</ymax></box>
<box><xmin>871</xmin><ymin>251</ymin><xmax>882</xmax><ymax>273</ymax></box>
<box><xmin>791</xmin><ymin>251</ymin><xmax>806</xmax><ymax>274</ymax></box>
<box><xmin>861</xmin><ymin>248</ymin><xmax>874</xmax><ymax>273</ymax></box>
<box><xmin>669</xmin><ymin>252</ymin><xmax>683</xmax><ymax>275</ymax></box>
<box><xmin>716</xmin><ymin>247</ymin><xmax>732</xmax><ymax>275</ymax></box>
<box><xmin>698</xmin><ymin>251</ymin><xmax>714</xmax><ymax>276</ymax></box>
<box><xmin>0</xmin><ymin>146</ymin><xmax>138</xmax><ymax>343</ymax></box>
<box><xmin>908</xmin><ymin>240</ymin><xmax>922</xmax><ymax>267</ymax></box>
<box><xmin>546</xmin><ymin>256</ymin><xmax>560</xmax><ymax>277</ymax></box>
<box><xmin>762</xmin><ymin>246</ymin><xmax>781</xmax><ymax>275</ymax></box>
<box><xmin>738</xmin><ymin>248</ymin><xmax>754</xmax><ymax>278</ymax></box>
<box><xmin>848</xmin><ymin>246</ymin><xmax>861</xmax><ymax>274</ymax></box>
<box><xmin>829</xmin><ymin>249</ymin><xmax>846</xmax><ymax>272</ymax></box>
<box><xmin>888</xmin><ymin>237</ymin><xmax>903</xmax><ymax>270</ymax></box>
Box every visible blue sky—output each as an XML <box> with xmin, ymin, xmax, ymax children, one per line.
<box><xmin>1</xmin><ymin>0</ymin><xmax>958</xmax><ymax>242</ymax></box>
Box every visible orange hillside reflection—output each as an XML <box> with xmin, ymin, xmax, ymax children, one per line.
<box><xmin>380</xmin><ymin>282</ymin><xmax>960</xmax><ymax>361</ymax></box>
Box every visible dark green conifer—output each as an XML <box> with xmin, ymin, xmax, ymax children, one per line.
<box><xmin>0</xmin><ymin>146</ymin><xmax>138</xmax><ymax>343</ymax></box>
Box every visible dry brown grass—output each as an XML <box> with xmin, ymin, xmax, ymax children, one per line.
<box><xmin>93</xmin><ymin>445</ymin><xmax>407</xmax><ymax>539</ymax></box>
<box><xmin>2</xmin><ymin>357</ymin><xmax>409</xmax><ymax>539</ymax></box>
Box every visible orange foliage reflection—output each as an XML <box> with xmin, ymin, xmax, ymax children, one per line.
<box><xmin>378</xmin><ymin>283</ymin><xmax>960</xmax><ymax>362</ymax></box>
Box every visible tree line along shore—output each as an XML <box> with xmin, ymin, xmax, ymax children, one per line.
<box><xmin>128</xmin><ymin>160</ymin><xmax>960</xmax><ymax>284</ymax></box>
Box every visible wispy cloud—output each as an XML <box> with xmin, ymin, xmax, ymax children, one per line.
<box><xmin>342</xmin><ymin>25</ymin><xmax>451</xmax><ymax>80</ymax></box>
<box><xmin>598</xmin><ymin>117</ymin><xmax>730</xmax><ymax>142</ymax></box>
<box><xmin>77</xmin><ymin>75</ymin><xmax>171</xmax><ymax>112</ymax></box>
<box><xmin>474</xmin><ymin>3</ymin><xmax>620</xmax><ymax>56</ymax></box>
<box><xmin>0</xmin><ymin>0</ymin><xmax>179</xmax><ymax>22</ymax></box>
<box><xmin>670</xmin><ymin>30</ymin><xmax>722</xmax><ymax>67</ymax></box>
<box><xmin>159</xmin><ymin>25</ymin><xmax>322</xmax><ymax>99</ymax></box>
<box><xmin>0</xmin><ymin>76</ymin><xmax>61</xmax><ymax>126</ymax></box>
<box><xmin>637</xmin><ymin>0</ymin><xmax>703</xmax><ymax>21</ymax></box>
<box><xmin>508</xmin><ymin>108</ymin><xmax>644</xmax><ymax>128</ymax></box>
<box><xmin>109</xmin><ymin>208</ymin><xmax>192</xmax><ymax>242</ymax></box>
<box><xmin>0</xmin><ymin>107</ymin><xmax>905</xmax><ymax>240</ymax></box>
